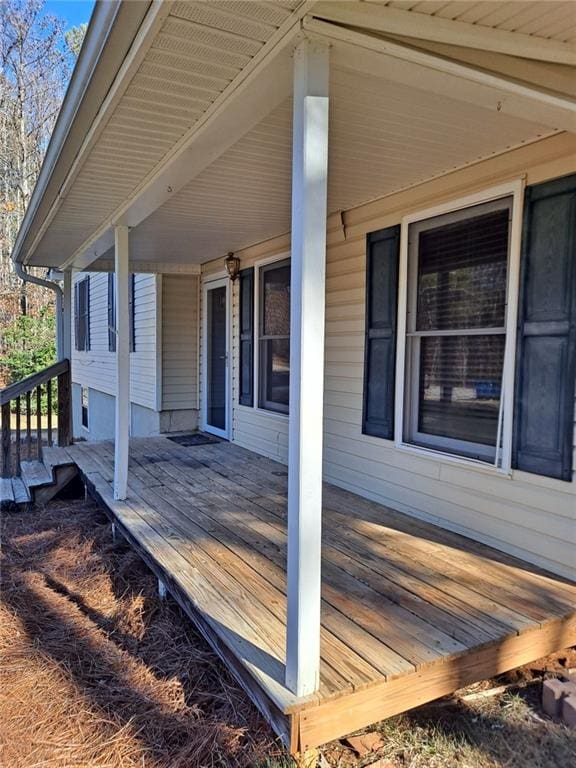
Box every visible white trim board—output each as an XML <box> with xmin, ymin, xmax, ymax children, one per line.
<box><xmin>201</xmin><ymin>276</ymin><xmax>231</xmax><ymax>440</ymax></box>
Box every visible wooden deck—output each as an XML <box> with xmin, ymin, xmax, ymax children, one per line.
<box><xmin>64</xmin><ymin>436</ymin><xmax>576</xmax><ymax>753</ymax></box>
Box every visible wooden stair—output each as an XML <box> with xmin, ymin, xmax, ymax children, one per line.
<box><xmin>1</xmin><ymin>446</ymin><xmax>78</xmax><ymax>510</ymax></box>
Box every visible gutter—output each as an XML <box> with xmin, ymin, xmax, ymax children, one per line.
<box><xmin>11</xmin><ymin>0</ymin><xmax>122</xmax><ymax>266</ymax></box>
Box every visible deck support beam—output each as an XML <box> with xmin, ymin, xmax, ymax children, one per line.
<box><xmin>286</xmin><ymin>38</ymin><xmax>330</xmax><ymax>698</ymax></box>
<box><xmin>113</xmin><ymin>225</ymin><xmax>130</xmax><ymax>501</ymax></box>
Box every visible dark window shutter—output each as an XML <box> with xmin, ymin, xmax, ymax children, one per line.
<box><xmin>129</xmin><ymin>273</ymin><xmax>135</xmax><ymax>353</ymax></box>
<box><xmin>239</xmin><ymin>267</ymin><xmax>254</xmax><ymax>406</ymax></box>
<box><xmin>74</xmin><ymin>282</ymin><xmax>80</xmax><ymax>351</ymax></box>
<box><xmin>108</xmin><ymin>273</ymin><xmax>116</xmax><ymax>352</ymax></box>
<box><xmin>85</xmin><ymin>277</ymin><xmax>91</xmax><ymax>351</ymax></box>
<box><xmin>513</xmin><ymin>173</ymin><xmax>576</xmax><ymax>481</ymax></box>
<box><xmin>362</xmin><ymin>225</ymin><xmax>400</xmax><ymax>439</ymax></box>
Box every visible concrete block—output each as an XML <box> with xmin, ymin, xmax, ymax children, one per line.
<box><xmin>542</xmin><ymin>679</ymin><xmax>569</xmax><ymax>717</ymax></box>
<box><xmin>562</xmin><ymin>695</ymin><xmax>576</xmax><ymax>728</ymax></box>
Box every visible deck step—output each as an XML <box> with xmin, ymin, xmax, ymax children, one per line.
<box><xmin>1</xmin><ymin>477</ymin><xmax>15</xmax><ymax>508</ymax></box>
<box><xmin>20</xmin><ymin>459</ymin><xmax>53</xmax><ymax>489</ymax></box>
<box><xmin>42</xmin><ymin>445</ymin><xmax>74</xmax><ymax>473</ymax></box>
<box><xmin>12</xmin><ymin>477</ymin><xmax>31</xmax><ymax>505</ymax></box>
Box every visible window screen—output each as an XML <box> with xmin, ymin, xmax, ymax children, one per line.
<box><xmin>404</xmin><ymin>199</ymin><xmax>511</xmax><ymax>461</ymax></box>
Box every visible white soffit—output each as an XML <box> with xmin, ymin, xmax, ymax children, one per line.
<box><xmin>120</xmin><ymin>63</ymin><xmax>556</xmax><ymax>266</ymax></box>
<box><xmin>29</xmin><ymin>0</ymin><xmax>304</xmax><ymax>268</ymax></box>
<box><xmin>379</xmin><ymin>1</ymin><xmax>576</xmax><ymax>44</ymax></box>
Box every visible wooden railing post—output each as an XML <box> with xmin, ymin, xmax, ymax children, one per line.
<box><xmin>1</xmin><ymin>401</ymin><xmax>10</xmax><ymax>478</ymax></box>
<box><xmin>57</xmin><ymin>365</ymin><xmax>72</xmax><ymax>447</ymax></box>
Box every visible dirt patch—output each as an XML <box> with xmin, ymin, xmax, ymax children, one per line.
<box><xmin>0</xmin><ymin>499</ymin><xmax>282</xmax><ymax>767</ymax></box>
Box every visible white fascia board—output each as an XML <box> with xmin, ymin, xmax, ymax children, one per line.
<box><xmin>306</xmin><ymin>18</ymin><xmax>576</xmax><ymax>132</ymax></box>
<box><xmin>61</xmin><ymin>5</ymin><xmax>315</xmax><ymax>273</ymax></box>
<box><xmin>11</xmin><ymin>0</ymin><xmax>121</xmax><ymax>265</ymax></box>
<box><xmin>313</xmin><ymin>1</ymin><xmax>576</xmax><ymax>66</ymax></box>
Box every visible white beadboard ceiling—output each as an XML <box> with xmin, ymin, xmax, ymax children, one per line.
<box><xmin>99</xmin><ymin>62</ymin><xmax>555</xmax><ymax>266</ymax></box>
<box><xmin>31</xmin><ymin>0</ymin><xmax>303</xmax><ymax>267</ymax></box>
<box><xmin>380</xmin><ymin>1</ymin><xmax>576</xmax><ymax>43</ymax></box>
<box><xmin>27</xmin><ymin>0</ymin><xmax>570</xmax><ymax>269</ymax></box>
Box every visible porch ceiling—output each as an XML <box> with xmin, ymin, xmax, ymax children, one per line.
<box><xmin>94</xmin><ymin>60</ymin><xmax>555</xmax><ymax>268</ymax></box>
<box><xmin>26</xmin><ymin>0</ymin><xmax>307</xmax><ymax>269</ymax></box>
<box><xmin>380</xmin><ymin>1</ymin><xmax>576</xmax><ymax>44</ymax></box>
<box><xmin>20</xmin><ymin>0</ymin><xmax>575</xmax><ymax>271</ymax></box>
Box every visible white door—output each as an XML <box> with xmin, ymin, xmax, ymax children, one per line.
<box><xmin>202</xmin><ymin>278</ymin><xmax>230</xmax><ymax>439</ymax></box>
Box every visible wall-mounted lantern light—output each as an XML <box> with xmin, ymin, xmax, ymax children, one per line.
<box><xmin>224</xmin><ymin>252</ymin><xmax>240</xmax><ymax>282</ymax></box>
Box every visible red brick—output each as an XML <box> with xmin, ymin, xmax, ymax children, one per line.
<box><xmin>562</xmin><ymin>695</ymin><xmax>576</xmax><ymax>728</ymax></box>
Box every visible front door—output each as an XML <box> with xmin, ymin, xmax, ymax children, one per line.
<box><xmin>203</xmin><ymin>279</ymin><xmax>229</xmax><ymax>438</ymax></box>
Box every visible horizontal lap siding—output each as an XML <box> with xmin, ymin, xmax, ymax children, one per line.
<box><xmin>72</xmin><ymin>272</ymin><xmax>157</xmax><ymax>410</ymax></box>
<box><xmin>201</xmin><ymin>135</ymin><xmax>576</xmax><ymax>579</ymax></box>
<box><xmin>230</xmin><ymin>245</ymin><xmax>290</xmax><ymax>461</ymax></box>
<box><xmin>161</xmin><ymin>275</ymin><xmax>199</xmax><ymax>411</ymax></box>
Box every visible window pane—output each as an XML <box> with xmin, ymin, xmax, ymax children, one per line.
<box><xmin>260</xmin><ymin>338</ymin><xmax>290</xmax><ymax>411</ymax></box>
<box><xmin>417</xmin><ymin>334</ymin><xmax>505</xmax><ymax>448</ymax></box>
<box><xmin>262</xmin><ymin>264</ymin><xmax>290</xmax><ymax>336</ymax></box>
<box><xmin>417</xmin><ymin>209</ymin><xmax>509</xmax><ymax>331</ymax></box>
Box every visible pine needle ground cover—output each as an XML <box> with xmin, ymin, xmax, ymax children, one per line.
<box><xmin>1</xmin><ymin>499</ymin><xmax>574</xmax><ymax>767</ymax></box>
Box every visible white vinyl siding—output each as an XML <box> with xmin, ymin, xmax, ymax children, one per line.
<box><xmin>201</xmin><ymin>136</ymin><xmax>576</xmax><ymax>580</ymax></box>
<box><xmin>71</xmin><ymin>272</ymin><xmax>157</xmax><ymax>410</ymax></box>
<box><xmin>161</xmin><ymin>275</ymin><xmax>199</xmax><ymax>411</ymax></box>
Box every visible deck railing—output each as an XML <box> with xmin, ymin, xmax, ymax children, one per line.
<box><xmin>1</xmin><ymin>359</ymin><xmax>72</xmax><ymax>478</ymax></box>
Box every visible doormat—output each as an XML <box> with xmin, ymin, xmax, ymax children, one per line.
<box><xmin>167</xmin><ymin>433</ymin><xmax>220</xmax><ymax>447</ymax></box>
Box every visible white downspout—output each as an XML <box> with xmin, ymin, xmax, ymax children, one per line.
<box><xmin>14</xmin><ymin>262</ymin><xmax>64</xmax><ymax>360</ymax></box>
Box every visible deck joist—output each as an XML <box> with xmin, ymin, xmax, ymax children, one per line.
<box><xmin>63</xmin><ymin>437</ymin><xmax>576</xmax><ymax>753</ymax></box>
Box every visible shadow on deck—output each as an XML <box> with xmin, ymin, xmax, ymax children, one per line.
<box><xmin>63</xmin><ymin>436</ymin><xmax>576</xmax><ymax>753</ymax></box>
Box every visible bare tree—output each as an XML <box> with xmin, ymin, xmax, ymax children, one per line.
<box><xmin>0</xmin><ymin>0</ymin><xmax>84</xmax><ymax>323</ymax></box>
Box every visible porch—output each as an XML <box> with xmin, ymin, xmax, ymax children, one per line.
<box><xmin>61</xmin><ymin>435</ymin><xmax>576</xmax><ymax>754</ymax></box>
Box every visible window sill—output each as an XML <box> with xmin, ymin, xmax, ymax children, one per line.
<box><xmin>395</xmin><ymin>441</ymin><xmax>512</xmax><ymax>478</ymax></box>
<box><xmin>249</xmin><ymin>406</ymin><xmax>289</xmax><ymax>421</ymax></box>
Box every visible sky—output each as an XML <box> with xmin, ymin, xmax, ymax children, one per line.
<box><xmin>43</xmin><ymin>0</ymin><xmax>95</xmax><ymax>30</ymax></box>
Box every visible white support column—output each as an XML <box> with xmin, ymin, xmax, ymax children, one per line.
<box><xmin>62</xmin><ymin>270</ymin><xmax>72</xmax><ymax>361</ymax></box>
<box><xmin>286</xmin><ymin>38</ymin><xmax>330</xmax><ymax>698</ymax></box>
<box><xmin>114</xmin><ymin>225</ymin><xmax>130</xmax><ymax>501</ymax></box>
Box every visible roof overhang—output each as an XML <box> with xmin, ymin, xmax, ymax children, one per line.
<box><xmin>11</xmin><ymin>0</ymin><xmax>154</xmax><ymax>266</ymax></box>
<box><xmin>12</xmin><ymin>1</ymin><xmax>576</xmax><ymax>273</ymax></box>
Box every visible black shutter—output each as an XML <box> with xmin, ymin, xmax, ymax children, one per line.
<box><xmin>129</xmin><ymin>273</ymin><xmax>135</xmax><ymax>353</ymax></box>
<box><xmin>74</xmin><ymin>282</ymin><xmax>80</xmax><ymax>351</ymax></box>
<box><xmin>108</xmin><ymin>273</ymin><xmax>116</xmax><ymax>352</ymax></box>
<box><xmin>362</xmin><ymin>225</ymin><xmax>400</xmax><ymax>439</ymax></box>
<box><xmin>84</xmin><ymin>277</ymin><xmax>91</xmax><ymax>351</ymax></box>
<box><xmin>239</xmin><ymin>267</ymin><xmax>254</xmax><ymax>406</ymax></box>
<box><xmin>513</xmin><ymin>173</ymin><xmax>576</xmax><ymax>481</ymax></box>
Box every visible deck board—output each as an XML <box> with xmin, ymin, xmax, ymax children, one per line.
<box><xmin>65</xmin><ymin>437</ymin><xmax>576</xmax><ymax>752</ymax></box>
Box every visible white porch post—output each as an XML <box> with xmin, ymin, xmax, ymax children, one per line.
<box><xmin>286</xmin><ymin>38</ymin><xmax>330</xmax><ymax>697</ymax></box>
<box><xmin>114</xmin><ymin>225</ymin><xmax>130</xmax><ymax>501</ymax></box>
<box><xmin>62</xmin><ymin>270</ymin><xmax>72</xmax><ymax>360</ymax></box>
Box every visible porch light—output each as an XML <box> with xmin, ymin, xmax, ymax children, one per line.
<box><xmin>224</xmin><ymin>252</ymin><xmax>240</xmax><ymax>281</ymax></box>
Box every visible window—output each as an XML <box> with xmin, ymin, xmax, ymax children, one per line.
<box><xmin>403</xmin><ymin>198</ymin><xmax>512</xmax><ymax>463</ymax></box>
<box><xmin>258</xmin><ymin>259</ymin><xmax>290</xmax><ymax>413</ymax></box>
<box><xmin>74</xmin><ymin>277</ymin><xmax>90</xmax><ymax>351</ymax></box>
<box><xmin>107</xmin><ymin>273</ymin><xmax>135</xmax><ymax>353</ymax></box>
<box><xmin>81</xmin><ymin>386</ymin><xmax>89</xmax><ymax>429</ymax></box>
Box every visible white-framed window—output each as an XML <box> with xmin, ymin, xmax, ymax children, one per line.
<box><xmin>396</xmin><ymin>182</ymin><xmax>523</xmax><ymax>471</ymax></box>
<box><xmin>81</xmin><ymin>386</ymin><xmax>89</xmax><ymax>429</ymax></box>
<box><xmin>255</xmin><ymin>256</ymin><xmax>291</xmax><ymax>415</ymax></box>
